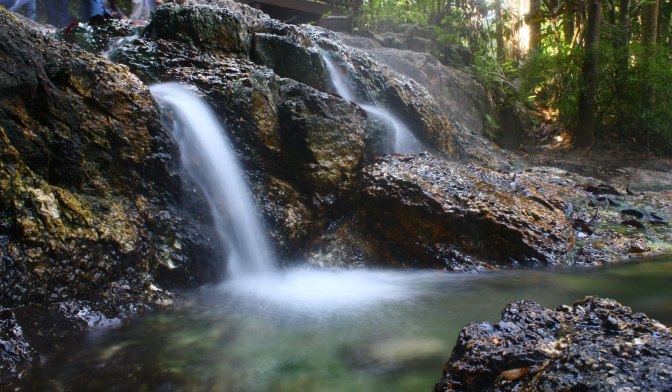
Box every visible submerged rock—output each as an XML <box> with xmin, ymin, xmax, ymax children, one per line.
<box><xmin>359</xmin><ymin>154</ymin><xmax>574</xmax><ymax>270</ymax></box>
<box><xmin>435</xmin><ymin>297</ymin><xmax>672</xmax><ymax>392</ymax></box>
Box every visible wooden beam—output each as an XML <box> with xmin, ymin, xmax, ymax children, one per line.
<box><xmin>240</xmin><ymin>0</ymin><xmax>333</xmax><ymax>15</ymax></box>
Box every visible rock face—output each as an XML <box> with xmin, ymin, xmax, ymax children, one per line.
<box><xmin>0</xmin><ymin>310</ymin><xmax>33</xmax><ymax>384</ymax></box>
<box><xmin>358</xmin><ymin>154</ymin><xmax>574</xmax><ymax>270</ymax></box>
<box><xmin>338</xmin><ymin>34</ymin><xmax>490</xmax><ymax>137</ymax></box>
<box><xmin>0</xmin><ymin>9</ymin><xmax>227</xmax><ymax>384</ymax></box>
<box><xmin>435</xmin><ymin>297</ymin><xmax>672</xmax><ymax>392</ymax></box>
<box><xmin>110</xmin><ymin>2</ymin><xmax>461</xmax><ymax>253</ymax></box>
<box><xmin>338</xmin><ymin>33</ymin><xmax>526</xmax><ymax>165</ymax></box>
<box><xmin>310</xmin><ymin>28</ymin><xmax>456</xmax><ymax>156</ymax></box>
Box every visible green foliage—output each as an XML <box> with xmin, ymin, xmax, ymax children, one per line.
<box><xmin>520</xmin><ymin>43</ymin><xmax>583</xmax><ymax>126</ymax></box>
<box><xmin>625</xmin><ymin>44</ymin><xmax>672</xmax><ymax>149</ymax></box>
<box><xmin>356</xmin><ymin>0</ymin><xmax>430</xmax><ymax>29</ymax></box>
<box><xmin>474</xmin><ymin>51</ymin><xmax>531</xmax><ymax>139</ymax></box>
<box><xmin>355</xmin><ymin>0</ymin><xmax>672</xmax><ymax>152</ymax></box>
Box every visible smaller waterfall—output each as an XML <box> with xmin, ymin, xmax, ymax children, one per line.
<box><xmin>320</xmin><ymin>51</ymin><xmax>424</xmax><ymax>154</ymax></box>
<box><xmin>150</xmin><ymin>83</ymin><xmax>276</xmax><ymax>278</ymax></box>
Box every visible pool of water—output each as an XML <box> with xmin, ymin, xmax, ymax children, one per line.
<box><xmin>25</xmin><ymin>257</ymin><xmax>672</xmax><ymax>391</ymax></box>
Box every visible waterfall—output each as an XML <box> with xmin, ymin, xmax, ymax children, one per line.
<box><xmin>150</xmin><ymin>83</ymin><xmax>276</xmax><ymax>278</ymax></box>
<box><xmin>320</xmin><ymin>51</ymin><xmax>424</xmax><ymax>154</ymax></box>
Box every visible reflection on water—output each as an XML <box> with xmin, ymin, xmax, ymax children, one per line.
<box><xmin>24</xmin><ymin>258</ymin><xmax>672</xmax><ymax>392</ymax></box>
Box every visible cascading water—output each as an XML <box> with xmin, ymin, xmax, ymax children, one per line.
<box><xmin>320</xmin><ymin>51</ymin><xmax>424</xmax><ymax>154</ymax></box>
<box><xmin>149</xmin><ymin>82</ymin><xmax>419</xmax><ymax>312</ymax></box>
<box><xmin>150</xmin><ymin>83</ymin><xmax>276</xmax><ymax>278</ymax></box>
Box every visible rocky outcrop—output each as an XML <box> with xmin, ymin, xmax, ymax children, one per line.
<box><xmin>435</xmin><ymin>297</ymin><xmax>672</xmax><ymax>392</ymax></box>
<box><xmin>0</xmin><ymin>310</ymin><xmax>34</xmax><ymax>384</ymax></box>
<box><xmin>0</xmin><ymin>9</ymin><xmax>227</xmax><ymax>384</ymax></box>
<box><xmin>129</xmin><ymin>3</ymin><xmax>455</xmax><ymax>157</ymax></box>
<box><xmin>338</xmin><ymin>34</ymin><xmax>490</xmax><ymax>137</ymax></box>
<box><xmin>338</xmin><ymin>32</ymin><xmax>527</xmax><ymax>166</ymax></box>
<box><xmin>112</xmin><ymin>21</ymin><xmax>369</xmax><ymax>253</ymax></box>
<box><xmin>0</xmin><ymin>10</ymin><xmax>223</xmax><ymax>308</ymax></box>
<box><xmin>358</xmin><ymin>154</ymin><xmax>574</xmax><ymax>270</ymax></box>
<box><xmin>310</xmin><ymin>28</ymin><xmax>455</xmax><ymax>156</ymax></box>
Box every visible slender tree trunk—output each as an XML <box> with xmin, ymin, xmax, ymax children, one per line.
<box><xmin>563</xmin><ymin>6</ymin><xmax>575</xmax><ymax>45</ymax></box>
<box><xmin>529</xmin><ymin>0</ymin><xmax>542</xmax><ymax>52</ymax></box>
<box><xmin>658</xmin><ymin>0</ymin><xmax>671</xmax><ymax>43</ymax></box>
<box><xmin>644</xmin><ymin>0</ymin><xmax>661</xmax><ymax>47</ymax></box>
<box><xmin>575</xmin><ymin>0</ymin><xmax>602</xmax><ymax>147</ymax></box>
<box><xmin>608</xmin><ymin>0</ymin><xmax>617</xmax><ymax>24</ymax></box>
<box><xmin>615</xmin><ymin>0</ymin><xmax>630</xmax><ymax>99</ymax></box>
<box><xmin>642</xmin><ymin>0</ymin><xmax>660</xmax><ymax>146</ymax></box>
<box><xmin>495</xmin><ymin>0</ymin><xmax>505</xmax><ymax>60</ymax></box>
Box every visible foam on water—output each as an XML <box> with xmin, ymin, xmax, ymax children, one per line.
<box><xmin>223</xmin><ymin>269</ymin><xmax>412</xmax><ymax>312</ymax></box>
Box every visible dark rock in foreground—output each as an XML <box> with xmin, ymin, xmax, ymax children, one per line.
<box><xmin>435</xmin><ymin>297</ymin><xmax>672</xmax><ymax>391</ymax></box>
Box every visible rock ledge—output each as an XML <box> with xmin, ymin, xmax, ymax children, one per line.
<box><xmin>435</xmin><ymin>296</ymin><xmax>672</xmax><ymax>391</ymax></box>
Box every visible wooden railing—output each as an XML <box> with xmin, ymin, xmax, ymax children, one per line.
<box><xmin>241</xmin><ymin>0</ymin><xmax>362</xmax><ymax>15</ymax></box>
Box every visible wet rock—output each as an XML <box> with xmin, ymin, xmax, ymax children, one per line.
<box><xmin>337</xmin><ymin>33</ymin><xmax>518</xmax><ymax>169</ymax></box>
<box><xmin>338</xmin><ymin>34</ymin><xmax>491</xmax><ymax>138</ymax></box>
<box><xmin>435</xmin><ymin>297</ymin><xmax>672</xmax><ymax>392</ymax></box>
<box><xmin>624</xmin><ymin>167</ymin><xmax>672</xmax><ymax>192</ymax></box>
<box><xmin>145</xmin><ymin>4</ymin><xmax>252</xmax><ymax>56</ymax></box>
<box><xmin>158</xmin><ymin>61</ymin><xmax>366</xmax><ymax>252</ymax></box>
<box><xmin>519</xmin><ymin>167</ymin><xmax>672</xmax><ymax>264</ymax></box>
<box><xmin>0</xmin><ymin>310</ymin><xmax>34</xmax><ymax>384</ymax></box>
<box><xmin>111</xmin><ymin>5</ymin><xmax>373</xmax><ymax>254</ymax></box>
<box><xmin>55</xmin><ymin>19</ymin><xmax>140</xmax><ymax>54</ymax></box>
<box><xmin>0</xmin><ymin>9</ymin><xmax>224</xmax><ymax>382</ymax></box>
<box><xmin>252</xmin><ymin>32</ymin><xmax>329</xmax><ymax>91</ymax></box>
<box><xmin>358</xmin><ymin>154</ymin><xmax>574</xmax><ymax>270</ymax></box>
<box><xmin>311</xmin><ymin>28</ymin><xmax>455</xmax><ymax>157</ymax></box>
<box><xmin>106</xmin><ymin>1</ymin><xmax>459</xmax><ymax>165</ymax></box>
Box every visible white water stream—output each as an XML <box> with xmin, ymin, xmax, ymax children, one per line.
<box><xmin>150</xmin><ymin>82</ymin><xmax>420</xmax><ymax>310</ymax></box>
<box><xmin>150</xmin><ymin>83</ymin><xmax>276</xmax><ymax>278</ymax></box>
<box><xmin>320</xmin><ymin>51</ymin><xmax>424</xmax><ymax>154</ymax></box>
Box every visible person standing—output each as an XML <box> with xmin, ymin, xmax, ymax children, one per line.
<box><xmin>46</xmin><ymin>0</ymin><xmax>72</xmax><ymax>28</ymax></box>
<box><xmin>80</xmin><ymin>0</ymin><xmax>104</xmax><ymax>21</ymax></box>
<box><xmin>1</xmin><ymin>0</ymin><xmax>37</xmax><ymax>21</ymax></box>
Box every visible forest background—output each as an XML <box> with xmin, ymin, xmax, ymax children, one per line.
<box><xmin>355</xmin><ymin>0</ymin><xmax>672</xmax><ymax>153</ymax></box>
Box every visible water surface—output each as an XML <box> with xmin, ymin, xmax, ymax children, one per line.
<box><xmin>26</xmin><ymin>257</ymin><xmax>672</xmax><ymax>391</ymax></box>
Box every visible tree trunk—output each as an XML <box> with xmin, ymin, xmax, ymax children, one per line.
<box><xmin>574</xmin><ymin>0</ymin><xmax>602</xmax><ymax>147</ymax></box>
<box><xmin>529</xmin><ymin>0</ymin><xmax>542</xmax><ymax>52</ymax></box>
<box><xmin>563</xmin><ymin>6</ymin><xmax>575</xmax><ymax>45</ymax></box>
<box><xmin>642</xmin><ymin>0</ymin><xmax>660</xmax><ymax>146</ymax></box>
<box><xmin>644</xmin><ymin>0</ymin><xmax>660</xmax><ymax>48</ymax></box>
<box><xmin>495</xmin><ymin>0</ymin><xmax>505</xmax><ymax>60</ymax></box>
<box><xmin>660</xmin><ymin>0</ymin><xmax>672</xmax><ymax>44</ymax></box>
<box><xmin>615</xmin><ymin>0</ymin><xmax>630</xmax><ymax>99</ymax></box>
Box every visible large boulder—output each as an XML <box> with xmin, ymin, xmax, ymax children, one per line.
<box><xmin>338</xmin><ymin>33</ymin><xmax>526</xmax><ymax>166</ymax></box>
<box><xmin>338</xmin><ymin>34</ymin><xmax>490</xmax><ymax>136</ymax></box>
<box><xmin>109</xmin><ymin>3</ymin><xmax>380</xmax><ymax>254</ymax></box>
<box><xmin>0</xmin><ymin>10</ymin><xmax>226</xmax><ymax>382</ymax></box>
<box><xmin>310</xmin><ymin>28</ymin><xmax>455</xmax><ymax>157</ymax></box>
<box><xmin>358</xmin><ymin>154</ymin><xmax>574</xmax><ymax>270</ymax></box>
<box><xmin>435</xmin><ymin>297</ymin><xmax>672</xmax><ymax>391</ymax></box>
